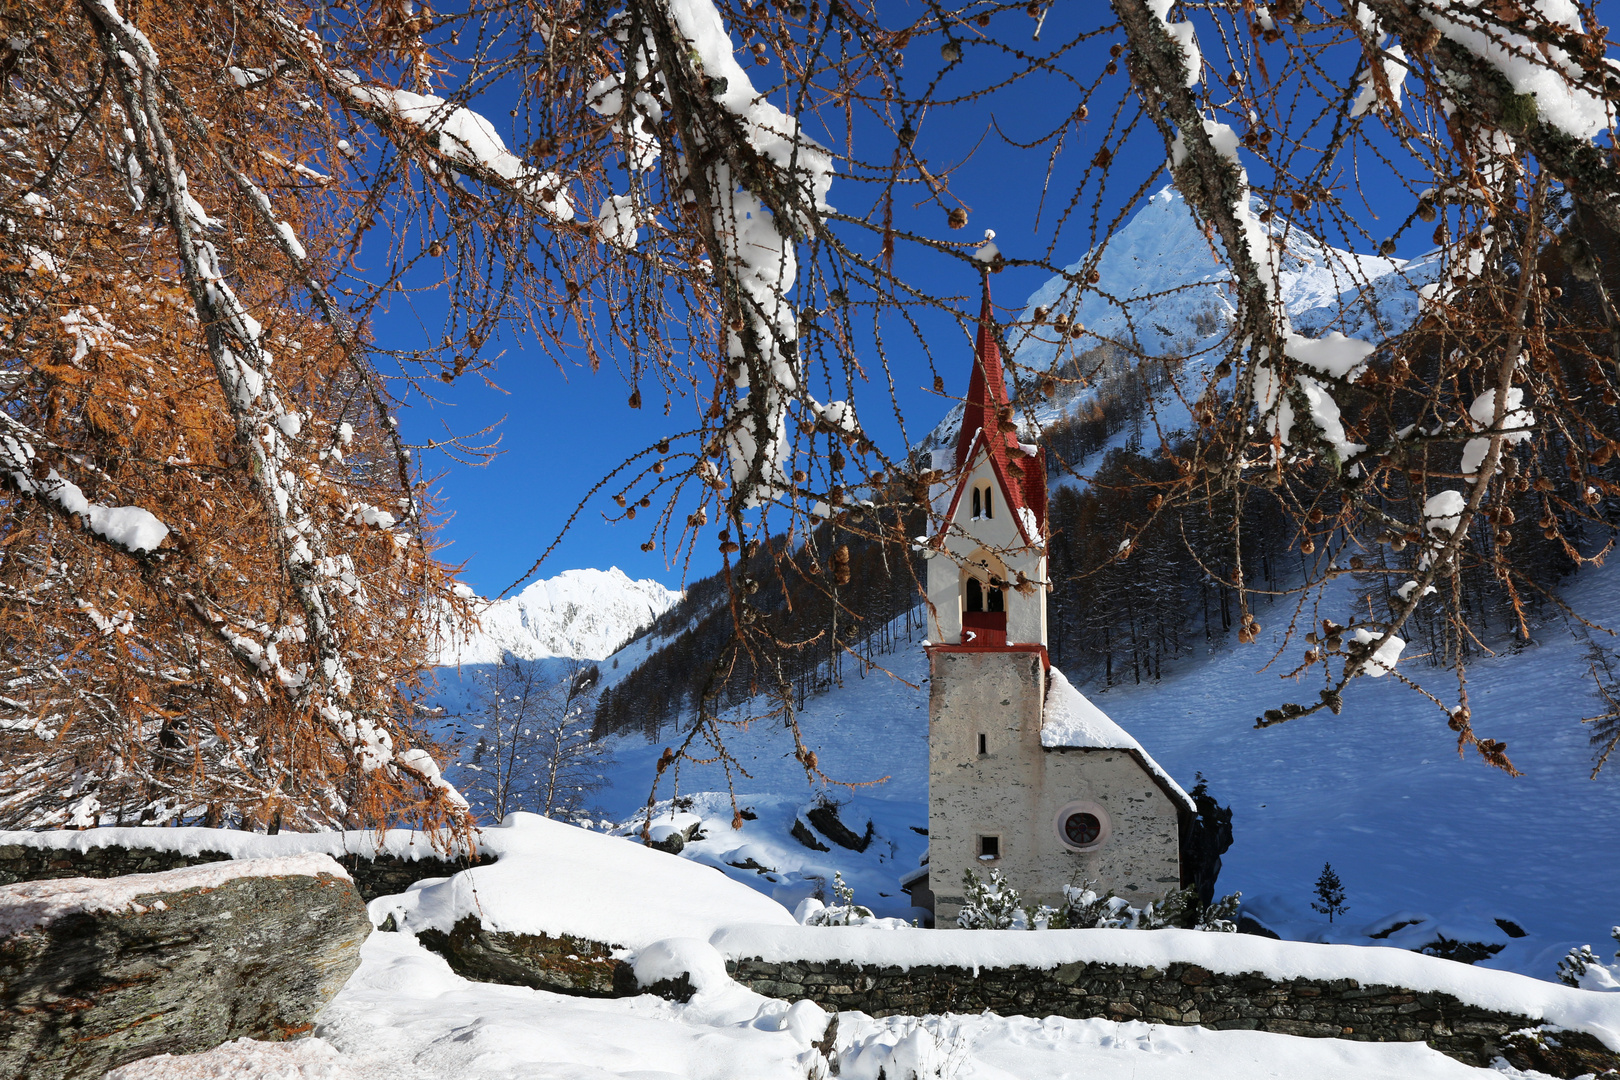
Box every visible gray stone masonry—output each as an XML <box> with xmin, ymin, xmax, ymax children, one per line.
<box><xmin>0</xmin><ymin>863</ymin><xmax>369</xmax><ymax>1080</ymax></box>
<box><xmin>928</xmin><ymin>648</ymin><xmax>1182</xmax><ymax>922</ymax></box>
<box><xmin>413</xmin><ymin>914</ymin><xmax>634</xmax><ymax>998</ymax></box>
<box><xmin>0</xmin><ymin>841</ymin><xmax>490</xmax><ymax>903</ymax></box>
<box><xmin>722</xmin><ymin>955</ymin><xmax>1620</xmax><ymax>1078</ymax></box>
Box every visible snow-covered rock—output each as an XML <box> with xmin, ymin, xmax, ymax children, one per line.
<box><xmin>372</xmin><ymin>811</ymin><xmax>796</xmax><ymax>950</ymax></box>
<box><xmin>435</xmin><ymin>567</ymin><xmax>680</xmax><ymax>665</ymax></box>
<box><xmin>0</xmin><ymin>856</ymin><xmax>368</xmax><ymax>1080</ymax></box>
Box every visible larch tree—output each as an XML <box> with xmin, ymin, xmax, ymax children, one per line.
<box><xmin>8</xmin><ymin>0</ymin><xmax>1620</xmax><ymax>837</ymax></box>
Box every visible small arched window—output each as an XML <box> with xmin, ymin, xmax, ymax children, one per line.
<box><xmin>982</xmin><ymin>485</ymin><xmax>994</xmax><ymax>518</ymax></box>
<box><xmin>966</xmin><ymin>577</ymin><xmax>985</xmax><ymax>612</ymax></box>
<box><xmin>971</xmin><ymin>488</ymin><xmax>981</xmax><ymax>519</ymax></box>
<box><xmin>987</xmin><ymin>585</ymin><xmax>1004</xmax><ymax>613</ymax></box>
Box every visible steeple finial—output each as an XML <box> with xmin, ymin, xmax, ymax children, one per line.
<box><xmin>954</xmin><ymin>276</ymin><xmax>1008</xmax><ymax>473</ymax></box>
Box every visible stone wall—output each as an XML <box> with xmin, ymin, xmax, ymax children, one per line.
<box><xmin>412</xmin><ymin>915</ymin><xmax>634</xmax><ymax>997</ymax></box>
<box><xmin>723</xmin><ymin>954</ymin><xmax>1620</xmax><ymax>1078</ymax></box>
<box><xmin>0</xmin><ymin>841</ymin><xmax>490</xmax><ymax>903</ymax></box>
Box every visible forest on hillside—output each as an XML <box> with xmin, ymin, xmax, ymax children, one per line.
<box><xmin>593</xmin><ymin>508</ymin><xmax>928</xmax><ymax>742</ymax></box>
<box><xmin>598</xmin><ymin>302</ymin><xmax>1620</xmax><ymax>741</ymax></box>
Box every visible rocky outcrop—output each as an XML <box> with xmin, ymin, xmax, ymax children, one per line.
<box><xmin>412</xmin><ymin>914</ymin><xmax>634</xmax><ymax>997</ymax></box>
<box><xmin>804</xmin><ymin>803</ymin><xmax>874</xmax><ymax>853</ymax></box>
<box><xmin>0</xmin><ymin>855</ymin><xmax>369</xmax><ymax>1080</ymax></box>
<box><xmin>0</xmin><ymin>838</ymin><xmax>489</xmax><ymax>902</ymax></box>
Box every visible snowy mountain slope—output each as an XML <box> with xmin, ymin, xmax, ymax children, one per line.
<box><xmin>592</xmin><ymin>557</ymin><xmax>1620</xmax><ymax>984</ymax></box>
<box><xmin>929</xmin><ymin>186</ymin><xmax>1439</xmax><ymax>449</ymax></box>
<box><xmin>434</xmin><ymin>567</ymin><xmax>680</xmax><ymax>665</ymax></box>
<box><xmin>1010</xmin><ymin>186</ymin><xmax>1430</xmax><ymax>367</ymax></box>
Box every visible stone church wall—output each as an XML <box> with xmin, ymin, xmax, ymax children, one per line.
<box><xmin>927</xmin><ymin>648</ymin><xmax>1181</xmax><ymax>921</ymax></box>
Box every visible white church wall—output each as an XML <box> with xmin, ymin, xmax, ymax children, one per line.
<box><xmin>925</xmin><ymin>453</ymin><xmax>1047</xmax><ymax>647</ymax></box>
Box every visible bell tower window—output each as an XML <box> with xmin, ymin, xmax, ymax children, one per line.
<box><xmin>971</xmin><ymin>488</ymin><xmax>981</xmax><ymax>519</ymax></box>
<box><xmin>966</xmin><ymin>577</ymin><xmax>984</xmax><ymax>613</ymax></box>
<box><xmin>982</xmin><ymin>485</ymin><xmax>993</xmax><ymax>518</ymax></box>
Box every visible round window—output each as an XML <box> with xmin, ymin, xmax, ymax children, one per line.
<box><xmin>1063</xmin><ymin>812</ymin><xmax>1101</xmax><ymax>846</ymax></box>
<box><xmin>1053</xmin><ymin>800</ymin><xmax>1110</xmax><ymax>851</ymax></box>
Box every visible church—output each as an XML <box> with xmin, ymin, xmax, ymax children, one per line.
<box><xmin>906</xmin><ymin>280</ymin><xmax>1197</xmax><ymax>925</ymax></box>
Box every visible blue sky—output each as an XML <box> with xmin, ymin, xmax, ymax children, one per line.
<box><xmin>376</xmin><ymin>4</ymin><xmax>1414</xmax><ymax>597</ymax></box>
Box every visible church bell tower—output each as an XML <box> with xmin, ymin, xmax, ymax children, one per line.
<box><xmin>920</xmin><ymin>277</ymin><xmax>1054</xmax><ymax>922</ymax></box>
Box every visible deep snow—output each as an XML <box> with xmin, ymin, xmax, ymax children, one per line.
<box><xmin>106</xmin><ymin>930</ymin><xmax>1541</xmax><ymax>1080</ymax></box>
<box><xmin>372</xmin><ymin>811</ymin><xmax>795</xmax><ymax>947</ymax></box>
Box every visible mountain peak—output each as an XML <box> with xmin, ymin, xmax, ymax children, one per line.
<box><xmin>924</xmin><ymin>186</ymin><xmax>1435</xmax><ymax>452</ymax></box>
<box><xmin>435</xmin><ymin>568</ymin><xmax>681</xmax><ymax>666</ymax></box>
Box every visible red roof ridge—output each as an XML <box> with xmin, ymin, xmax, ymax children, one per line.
<box><xmin>940</xmin><ymin>277</ymin><xmax>1046</xmax><ymax>542</ymax></box>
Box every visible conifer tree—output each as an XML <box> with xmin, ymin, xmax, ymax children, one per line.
<box><xmin>1312</xmin><ymin>863</ymin><xmax>1350</xmax><ymax>924</ymax></box>
<box><xmin>15</xmin><ymin>0</ymin><xmax>1620</xmax><ymax>823</ymax></box>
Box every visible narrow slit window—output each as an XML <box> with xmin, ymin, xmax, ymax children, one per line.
<box><xmin>971</xmin><ymin>488</ymin><xmax>981</xmax><ymax>519</ymax></box>
<box><xmin>983</xmin><ymin>486</ymin><xmax>993</xmax><ymax>518</ymax></box>
<box><xmin>978</xmin><ymin>835</ymin><xmax>1000</xmax><ymax>860</ymax></box>
<box><xmin>977</xmin><ymin>733</ymin><xmax>987</xmax><ymax>756</ymax></box>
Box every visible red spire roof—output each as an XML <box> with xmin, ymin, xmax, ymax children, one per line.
<box><xmin>954</xmin><ymin>282</ymin><xmax>1010</xmax><ymax>472</ymax></box>
<box><xmin>945</xmin><ymin>277</ymin><xmax>1047</xmax><ymax>542</ymax></box>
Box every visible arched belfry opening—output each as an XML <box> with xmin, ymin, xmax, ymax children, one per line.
<box><xmin>961</xmin><ymin>549</ymin><xmax>1008</xmax><ymax>645</ymax></box>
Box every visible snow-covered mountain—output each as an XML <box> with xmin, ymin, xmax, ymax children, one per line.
<box><xmin>931</xmin><ymin>186</ymin><xmax>1438</xmax><ymax>447</ymax></box>
<box><xmin>435</xmin><ymin>567</ymin><xmax>680</xmax><ymax>665</ymax></box>
<box><xmin>1013</xmin><ymin>185</ymin><xmax>1431</xmax><ymax>362</ymax></box>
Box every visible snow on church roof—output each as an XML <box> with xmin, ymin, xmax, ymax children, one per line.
<box><xmin>1042</xmin><ymin>667</ymin><xmax>1194</xmax><ymax>812</ymax></box>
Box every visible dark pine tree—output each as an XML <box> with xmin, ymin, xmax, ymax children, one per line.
<box><xmin>1312</xmin><ymin>862</ymin><xmax>1349</xmax><ymax>924</ymax></box>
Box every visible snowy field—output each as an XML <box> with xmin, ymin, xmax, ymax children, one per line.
<box><xmin>594</xmin><ymin>558</ymin><xmax>1620</xmax><ymax>985</ymax></box>
<box><xmin>99</xmin><ymin>816</ymin><xmax>1619</xmax><ymax>1080</ymax></box>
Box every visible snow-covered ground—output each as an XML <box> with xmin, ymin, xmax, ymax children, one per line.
<box><xmin>109</xmin><ymin>930</ymin><xmax>1537</xmax><ymax>1080</ymax></box>
<box><xmin>93</xmin><ymin>815</ymin><xmax>1620</xmax><ymax>1080</ymax></box>
<box><xmin>99</xmin><ymin>811</ymin><xmax>1620</xmax><ymax>1080</ymax></box>
<box><xmin>591</xmin><ymin>552</ymin><xmax>1620</xmax><ymax>986</ymax></box>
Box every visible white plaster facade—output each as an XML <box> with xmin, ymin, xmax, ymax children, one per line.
<box><xmin>923</xmin><ymin>441</ymin><xmax>1048</xmax><ymax>648</ymax></box>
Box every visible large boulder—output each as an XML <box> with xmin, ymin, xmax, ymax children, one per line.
<box><xmin>0</xmin><ymin>853</ymin><xmax>369</xmax><ymax>1080</ymax></box>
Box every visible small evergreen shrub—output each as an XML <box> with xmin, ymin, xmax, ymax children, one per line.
<box><xmin>802</xmin><ymin>872</ymin><xmax>874</xmax><ymax>926</ymax></box>
<box><xmin>1556</xmin><ymin>926</ymin><xmax>1620</xmax><ymax>989</ymax></box>
<box><xmin>956</xmin><ymin>869</ymin><xmax>1028</xmax><ymax>929</ymax></box>
<box><xmin>1312</xmin><ymin>862</ymin><xmax>1349</xmax><ymax>923</ymax></box>
<box><xmin>957</xmin><ymin>870</ymin><xmax>1241</xmax><ymax>933</ymax></box>
<box><xmin>1060</xmin><ymin>882</ymin><xmax>1242</xmax><ymax>931</ymax></box>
